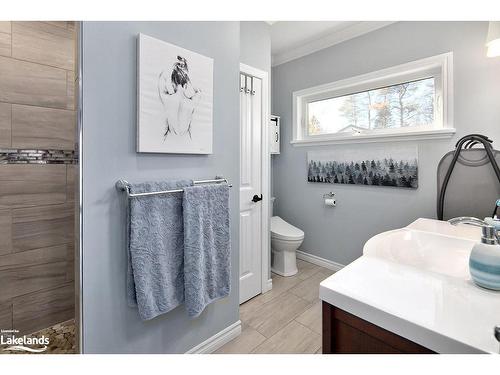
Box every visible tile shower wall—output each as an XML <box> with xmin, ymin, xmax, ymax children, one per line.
<box><xmin>0</xmin><ymin>21</ymin><xmax>76</xmax><ymax>335</ymax></box>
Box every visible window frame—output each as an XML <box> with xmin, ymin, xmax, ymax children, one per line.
<box><xmin>292</xmin><ymin>52</ymin><xmax>454</xmax><ymax>146</ymax></box>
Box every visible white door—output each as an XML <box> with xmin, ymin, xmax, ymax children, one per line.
<box><xmin>239</xmin><ymin>73</ymin><xmax>263</xmax><ymax>304</ymax></box>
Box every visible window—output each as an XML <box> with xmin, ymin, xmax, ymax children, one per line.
<box><xmin>307</xmin><ymin>77</ymin><xmax>435</xmax><ymax>135</ymax></box>
<box><xmin>292</xmin><ymin>53</ymin><xmax>454</xmax><ymax>145</ymax></box>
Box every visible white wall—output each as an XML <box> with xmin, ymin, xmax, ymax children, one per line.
<box><xmin>272</xmin><ymin>22</ymin><xmax>500</xmax><ymax>266</ymax></box>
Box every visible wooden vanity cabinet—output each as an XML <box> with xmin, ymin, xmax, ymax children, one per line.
<box><xmin>322</xmin><ymin>302</ymin><xmax>435</xmax><ymax>354</ymax></box>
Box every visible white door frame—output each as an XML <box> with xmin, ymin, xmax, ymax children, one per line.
<box><xmin>239</xmin><ymin>63</ymin><xmax>272</xmax><ymax>294</ymax></box>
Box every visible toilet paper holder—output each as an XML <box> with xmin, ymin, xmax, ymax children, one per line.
<box><xmin>323</xmin><ymin>192</ymin><xmax>336</xmax><ymax>207</ymax></box>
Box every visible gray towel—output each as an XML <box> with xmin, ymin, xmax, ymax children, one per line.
<box><xmin>127</xmin><ymin>180</ymin><xmax>193</xmax><ymax>320</ymax></box>
<box><xmin>183</xmin><ymin>184</ymin><xmax>231</xmax><ymax>318</ymax></box>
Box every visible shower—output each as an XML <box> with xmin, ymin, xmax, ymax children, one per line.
<box><xmin>0</xmin><ymin>21</ymin><xmax>80</xmax><ymax>354</ymax></box>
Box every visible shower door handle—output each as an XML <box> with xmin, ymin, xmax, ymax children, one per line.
<box><xmin>252</xmin><ymin>194</ymin><xmax>263</xmax><ymax>203</ymax></box>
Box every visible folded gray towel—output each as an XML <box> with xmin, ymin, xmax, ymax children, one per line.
<box><xmin>183</xmin><ymin>184</ymin><xmax>231</xmax><ymax>318</ymax></box>
<box><xmin>127</xmin><ymin>180</ymin><xmax>193</xmax><ymax>320</ymax></box>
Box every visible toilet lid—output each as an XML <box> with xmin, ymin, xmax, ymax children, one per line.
<box><xmin>271</xmin><ymin>216</ymin><xmax>304</xmax><ymax>240</ymax></box>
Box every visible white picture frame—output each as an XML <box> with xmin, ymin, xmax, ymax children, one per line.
<box><xmin>137</xmin><ymin>33</ymin><xmax>214</xmax><ymax>154</ymax></box>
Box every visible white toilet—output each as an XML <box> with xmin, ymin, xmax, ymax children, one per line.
<box><xmin>271</xmin><ymin>216</ymin><xmax>304</xmax><ymax>277</ymax></box>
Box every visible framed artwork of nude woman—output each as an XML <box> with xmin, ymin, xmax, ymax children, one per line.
<box><xmin>137</xmin><ymin>33</ymin><xmax>214</xmax><ymax>154</ymax></box>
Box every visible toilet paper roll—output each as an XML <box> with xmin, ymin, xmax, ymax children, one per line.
<box><xmin>325</xmin><ymin>198</ymin><xmax>336</xmax><ymax>207</ymax></box>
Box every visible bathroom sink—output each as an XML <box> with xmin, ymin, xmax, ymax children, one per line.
<box><xmin>363</xmin><ymin>219</ymin><xmax>479</xmax><ymax>279</ymax></box>
<box><xmin>321</xmin><ymin>219</ymin><xmax>498</xmax><ymax>353</ymax></box>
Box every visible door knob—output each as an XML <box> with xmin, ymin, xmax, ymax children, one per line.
<box><xmin>252</xmin><ymin>194</ymin><xmax>263</xmax><ymax>203</ymax></box>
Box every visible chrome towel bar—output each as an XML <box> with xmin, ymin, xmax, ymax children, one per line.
<box><xmin>115</xmin><ymin>177</ymin><xmax>232</xmax><ymax>199</ymax></box>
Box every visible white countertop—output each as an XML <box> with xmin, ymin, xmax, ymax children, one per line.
<box><xmin>319</xmin><ymin>218</ymin><xmax>500</xmax><ymax>354</ymax></box>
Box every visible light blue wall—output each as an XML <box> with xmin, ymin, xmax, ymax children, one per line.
<box><xmin>240</xmin><ymin>21</ymin><xmax>271</xmax><ymax>74</ymax></box>
<box><xmin>272</xmin><ymin>22</ymin><xmax>500</xmax><ymax>266</ymax></box>
<box><xmin>81</xmin><ymin>21</ymin><xmax>240</xmax><ymax>353</ymax></box>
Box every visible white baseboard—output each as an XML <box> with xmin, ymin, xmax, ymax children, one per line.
<box><xmin>264</xmin><ymin>278</ymin><xmax>273</xmax><ymax>292</ymax></box>
<box><xmin>296</xmin><ymin>250</ymin><xmax>345</xmax><ymax>272</ymax></box>
<box><xmin>186</xmin><ymin>320</ymin><xmax>242</xmax><ymax>354</ymax></box>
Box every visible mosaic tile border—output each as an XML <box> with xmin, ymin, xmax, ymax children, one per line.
<box><xmin>0</xmin><ymin>149</ymin><xmax>78</xmax><ymax>164</ymax></box>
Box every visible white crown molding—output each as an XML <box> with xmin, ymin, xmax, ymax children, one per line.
<box><xmin>272</xmin><ymin>21</ymin><xmax>396</xmax><ymax>67</ymax></box>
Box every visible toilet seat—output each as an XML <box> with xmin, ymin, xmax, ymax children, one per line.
<box><xmin>271</xmin><ymin>216</ymin><xmax>304</xmax><ymax>241</ymax></box>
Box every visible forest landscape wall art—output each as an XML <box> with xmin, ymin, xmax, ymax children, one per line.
<box><xmin>137</xmin><ymin>33</ymin><xmax>214</xmax><ymax>154</ymax></box>
<box><xmin>307</xmin><ymin>146</ymin><xmax>418</xmax><ymax>189</ymax></box>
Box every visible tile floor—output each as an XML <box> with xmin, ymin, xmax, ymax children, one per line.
<box><xmin>215</xmin><ymin>259</ymin><xmax>334</xmax><ymax>354</ymax></box>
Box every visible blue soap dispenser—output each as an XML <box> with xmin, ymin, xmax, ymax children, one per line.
<box><xmin>450</xmin><ymin>216</ymin><xmax>500</xmax><ymax>289</ymax></box>
<box><xmin>469</xmin><ymin>224</ymin><xmax>500</xmax><ymax>290</ymax></box>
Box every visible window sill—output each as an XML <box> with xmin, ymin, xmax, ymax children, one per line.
<box><xmin>290</xmin><ymin>128</ymin><xmax>456</xmax><ymax>147</ymax></box>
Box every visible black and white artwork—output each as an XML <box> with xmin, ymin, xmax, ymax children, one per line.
<box><xmin>137</xmin><ymin>34</ymin><xmax>214</xmax><ymax>154</ymax></box>
<box><xmin>307</xmin><ymin>146</ymin><xmax>418</xmax><ymax>189</ymax></box>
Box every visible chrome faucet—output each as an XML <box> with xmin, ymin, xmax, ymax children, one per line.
<box><xmin>448</xmin><ymin>216</ymin><xmax>499</xmax><ymax>245</ymax></box>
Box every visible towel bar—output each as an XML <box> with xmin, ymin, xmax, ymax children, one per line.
<box><xmin>115</xmin><ymin>177</ymin><xmax>232</xmax><ymax>199</ymax></box>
